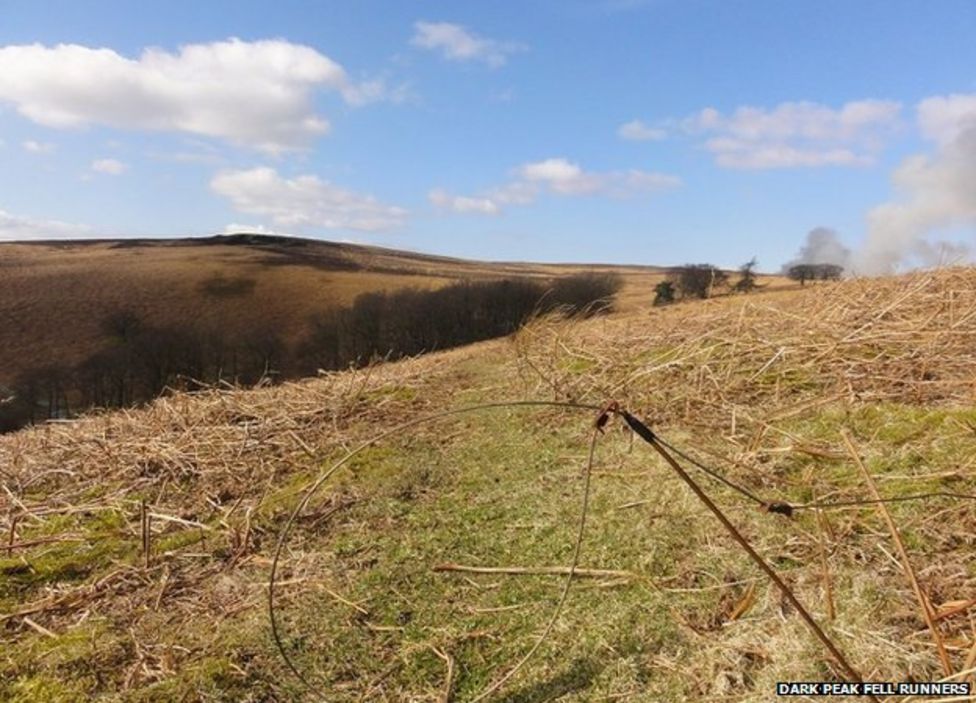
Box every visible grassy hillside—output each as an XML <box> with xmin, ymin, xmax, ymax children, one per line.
<box><xmin>0</xmin><ymin>234</ymin><xmax>686</xmax><ymax>391</ymax></box>
<box><xmin>4</xmin><ymin>268</ymin><xmax>970</xmax><ymax>701</ymax></box>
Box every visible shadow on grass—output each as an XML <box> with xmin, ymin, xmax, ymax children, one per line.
<box><xmin>496</xmin><ymin>656</ymin><xmax>603</xmax><ymax>703</ymax></box>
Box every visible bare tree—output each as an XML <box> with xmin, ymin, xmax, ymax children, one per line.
<box><xmin>816</xmin><ymin>263</ymin><xmax>844</xmax><ymax>280</ymax></box>
<box><xmin>788</xmin><ymin>263</ymin><xmax>843</xmax><ymax>285</ymax></box>
<box><xmin>669</xmin><ymin>264</ymin><xmax>729</xmax><ymax>299</ymax></box>
<box><xmin>734</xmin><ymin>257</ymin><xmax>760</xmax><ymax>293</ymax></box>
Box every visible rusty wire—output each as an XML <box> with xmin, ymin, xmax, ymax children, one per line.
<box><xmin>268</xmin><ymin>400</ymin><xmax>901</xmax><ymax>701</ymax></box>
<box><xmin>268</xmin><ymin>400</ymin><xmax>603</xmax><ymax>697</ymax></box>
<box><xmin>652</xmin><ymin>433</ymin><xmax>976</xmax><ymax>513</ymax></box>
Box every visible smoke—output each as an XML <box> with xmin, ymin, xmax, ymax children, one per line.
<box><xmin>855</xmin><ymin>96</ymin><xmax>976</xmax><ymax>274</ymax></box>
<box><xmin>782</xmin><ymin>227</ymin><xmax>852</xmax><ymax>272</ymax></box>
<box><xmin>909</xmin><ymin>238</ymin><xmax>971</xmax><ymax>266</ymax></box>
<box><xmin>782</xmin><ymin>96</ymin><xmax>976</xmax><ymax>276</ymax></box>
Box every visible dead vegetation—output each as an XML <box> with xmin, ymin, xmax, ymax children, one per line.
<box><xmin>0</xmin><ymin>236</ymin><xmax>678</xmax><ymax>392</ymax></box>
<box><xmin>514</xmin><ymin>266</ymin><xmax>976</xmax><ymax>414</ymax></box>
<box><xmin>2</xmin><ymin>268</ymin><xmax>976</xmax><ymax>701</ymax></box>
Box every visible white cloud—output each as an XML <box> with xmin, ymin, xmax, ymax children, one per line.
<box><xmin>858</xmin><ymin>95</ymin><xmax>976</xmax><ymax>273</ymax></box>
<box><xmin>22</xmin><ymin>139</ymin><xmax>55</xmax><ymax>154</ymax></box>
<box><xmin>688</xmin><ymin>100</ymin><xmax>900</xmax><ymax>141</ymax></box>
<box><xmin>341</xmin><ymin>76</ymin><xmax>413</xmax><ymax>107</ymax></box>
<box><xmin>430</xmin><ymin>157</ymin><xmax>681</xmax><ymax>215</ymax></box>
<box><xmin>614</xmin><ymin>169</ymin><xmax>684</xmax><ymax>193</ymax></box>
<box><xmin>0</xmin><ymin>39</ymin><xmax>392</xmax><ymax>153</ymax></box>
<box><xmin>487</xmin><ymin>180</ymin><xmax>538</xmax><ymax>206</ymax></box>
<box><xmin>687</xmin><ymin>99</ymin><xmax>901</xmax><ymax>169</ymax></box>
<box><xmin>91</xmin><ymin>158</ymin><xmax>127</xmax><ymax>175</ymax></box>
<box><xmin>148</xmin><ymin>150</ymin><xmax>223</xmax><ymax>165</ymax></box>
<box><xmin>147</xmin><ymin>139</ymin><xmax>224</xmax><ymax>165</ymax></box>
<box><xmin>222</xmin><ymin>223</ymin><xmax>281</xmax><ymax>235</ymax></box>
<box><xmin>0</xmin><ymin>207</ymin><xmax>92</xmax><ymax>240</ymax></box>
<box><xmin>917</xmin><ymin>93</ymin><xmax>976</xmax><ymax>145</ymax></box>
<box><xmin>704</xmin><ymin>139</ymin><xmax>868</xmax><ymax>168</ymax></box>
<box><xmin>411</xmin><ymin>21</ymin><xmax>523</xmax><ymax>67</ymax></box>
<box><xmin>516</xmin><ymin>157</ymin><xmax>680</xmax><ymax>196</ymax></box>
<box><xmin>515</xmin><ymin>157</ymin><xmax>602</xmax><ymax>195</ymax></box>
<box><xmin>617</xmin><ymin>119</ymin><xmax>666</xmax><ymax>141</ymax></box>
<box><xmin>211</xmin><ymin>167</ymin><xmax>408</xmax><ymax>232</ymax></box>
<box><xmin>428</xmin><ymin>188</ymin><xmax>500</xmax><ymax>215</ymax></box>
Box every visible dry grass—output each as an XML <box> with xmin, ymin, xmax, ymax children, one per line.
<box><xmin>2</xmin><ymin>267</ymin><xmax>974</xmax><ymax>701</ymax></box>
<box><xmin>0</xmin><ymin>236</ymin><xmax>786</xmax><ymax>387</ymax></box>
<box><xmin>0</xmin><ymin>353</ymin><xmax>465</xmax><ymax>700</ymax></box>
<box><xmin>0</xmin><ymin>239</ymin><xmax>454</xmax><ymax>385</ymax></box>
<box><xmin>515</xmin><ymin>267</ymin><xmax>976</xmax><ymax>423</ymax></box>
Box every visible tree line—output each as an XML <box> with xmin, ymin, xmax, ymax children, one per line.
<box><xmin>0</xmin><ymin>273</ymin><xmax>621</xmax><ymax>433</ymax></box>
<box><xmin>653</xmin><ymin>258</ymin><xmax>843</xmax><ymax>305</ymax></box>
<box><xmin>785</xmin><ymin>263</ymin><xmax>843</xmax><ymax>285</ymax></box>
<box><xmin>653</xmin><ymin>258</ymin><xmax>760</xmax><ymax>305</ymax></box>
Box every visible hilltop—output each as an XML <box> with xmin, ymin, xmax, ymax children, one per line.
<box><xmin>0</xmin><ymin>234</ymin><xmax>682</xmax><ymax>392</ymax></box>
<box><xmin>2</xmin><ymin>268</ymin><xmax>974</xmax><ymax>701</ymax></box>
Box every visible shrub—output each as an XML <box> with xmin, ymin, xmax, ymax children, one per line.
<box><xmin>547</xmin><ymin>272</ymin><xmax>624</xmax><ymax>316</ymax></box>
<box><xmin>653</xmin><ymin>280</ymin><xmax>676</xmax><ymax>306</ymax></box>
<box><xmin>669</xmin><ymin>264</ymin><xmax>729</xmax><ymax>299</ymax></box>
<box><xmin>787</xmin><ymin>263</ymin><xmax>843</xmax><ymax>285</ymax></box>
<box><xmin>734</xmin><ymin>257</ymin><xmax>759</xmax><ymax>293</ymax></box>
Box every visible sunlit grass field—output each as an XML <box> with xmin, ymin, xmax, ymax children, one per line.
<box><xmin>5</xmin><ymin>258</ymin><xmax>961</xmax><ymax>702</ymax></box>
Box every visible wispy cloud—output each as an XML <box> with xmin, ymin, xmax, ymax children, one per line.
<box><xmin>0</xmin><ymin>207</ymin><xmax>92</xmax><ymax>240</ymax></box>
<box><xmin>684</xmin><ymin>99</ymin><xmax>902</xmax><ymax>169</ymax></box>
<box><xmin>91</xmin><ymin>158</ymin><xmax>127</xmax><ymax>175</ymax></box>
<box><xmin>0</xmin><ymin>39</ymin><xmax>397</xmax><ymax>154</ymax></box>
<box><xmin>428</xmin><ymin>189</ymin><xmax>500</xmax><ymax>215</ymax></box>
<box><xmin>22</xmin><ymin>139</ymin><xmax>55</xmax><ymax>154</ymax></box>
<box><xmin>617</xmin><ymin>119</ymin><xmax>666</xmax><ymax>141</ymax></box>
<box><xmin>430</xmin><ymin>157</ymin><xmax>681</xmax><ymax>215</ymax></box>
<box><xmin>411</xmin><ymin>21</ymin><xmax>524</xmax><ymax>67</ymax></box>
<box><xmin>917</xmin><ymin>93</ymin><xmax>976</xmax><ymax>145</ymax></box>
<box><xmin>703</xmin><ymin>139</ymin><xmax>869</xmax><ymax>168</ymax></box>
<box><xmin>211</xmin><ymin>167</ymin><xmax>408</xmax><ymax>232</ymax></box>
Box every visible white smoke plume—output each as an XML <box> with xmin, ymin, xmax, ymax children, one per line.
<box><xmin>855</xmin><ymin>94</ymin><xmax>976</xmax><ymax>274</ymax></box>
<box><xmin>782</xmin><ymin>227</ymin><xmax>852</xmax><ymax>272</ymax></box>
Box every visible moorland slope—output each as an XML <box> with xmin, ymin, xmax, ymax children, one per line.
<box><xmin>0</xmin><ymin>234</ymin><xmax>674</xmax><ymax>390</ymax></box>
<box><xmin>3</xmin><ymin>268</ymin><xmax>973</xmax><ymax>701</ymax></box>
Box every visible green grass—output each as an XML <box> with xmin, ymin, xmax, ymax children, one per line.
<box><xmin>4</xmin><ymin>675</ymin><xmax>92</xmax><ymax>703</ymax></box>
<box><xmin>0</xmin><ymin>508</ymin><xmax>133</xmax><ymax>611</ymax></box>
<box><xmin>262</xmin><ymin>408</ymin><xmax>781</xmax><ymax>700</ymax></box>
<box><xmin>6</xmin><ymin>392</ymin><xmax>973</xmax><ymax>700</ymax></box>
<box><xmin>6</xmin><ymin>265</ymin><xmax>976</xmax><ymax>702</ymax></box>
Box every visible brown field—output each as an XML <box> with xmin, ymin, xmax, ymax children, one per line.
<box><xmin>0</xmin><ymin>234</ymin><xmax>788</xmax><ymax>388</ymax></box>
<box><xmin>1</xmin><ymin>266</ymin><xmax>973</xmax><ymax>701</ymax></box>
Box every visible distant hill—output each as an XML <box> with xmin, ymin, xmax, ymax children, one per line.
<box><xmin>0</xmin><ymin>234</ymin><xmax>674</xmax><ymax>390</ymax></box>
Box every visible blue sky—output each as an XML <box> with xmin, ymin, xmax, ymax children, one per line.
<box><xmin>1</xmin><ymin>0</ymin><xmax>975</xmax><ymax>272</ymax></box>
